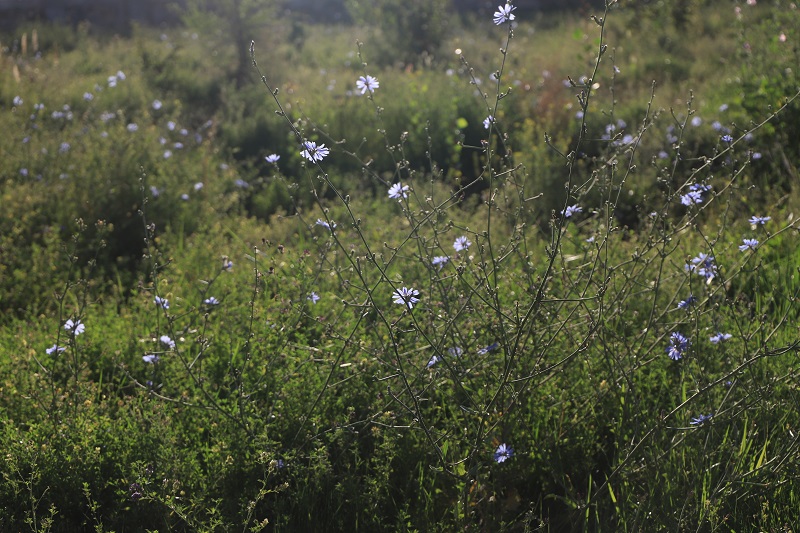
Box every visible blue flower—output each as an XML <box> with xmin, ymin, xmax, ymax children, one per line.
<box><xmin>59</xmin><ymin>142</ymin><xmax>70</xmax><ymax>153</ymax></box>
<box><xmin>143</xmin><ymin>354</ymin><xmax>160</xmax><ymax>364</ymax></box>
<box><xmin>562</xmin><ymin>204</ymin><xmax>583</xmax><ymax>218</ymax></box>
<box><xmin>46</xmin><ymin>344</ymin><xmax>66</xmax><ymax>355</ymax></box>
<box><xmin>478</xmin><ymin>342</ymin><xmax>499</xmax><ymax>355</ymax></box>
<box><xmin>448</xmin><ymin>347</ymin><xmax>463</xmax><ymax>357</ymax></box>
<box><xmin>83</xmin><ymin>92</ymin><xmax>94</xmax><ymax>101</ymax></box>
<box><xmin>235</xmin><ymin>178</ymin><xmax>249</xmax><ymax>188</ymax></box>
<box><xmin>432</xmin><ymin>256</ymin><xmax>450</xmax><ymax>269</ymax></box>
<box><xmin>453</xmin><ymin>236</ymin><xmax>472</xmax><ymax>252</ymax></box>
<box><xmin>356</xmin><ymin>75</ymin><xmax>379</xmax><ymax>94</ymax></box>
<box><xmin>426</xmin><ymin>355</ymin><xmax>440</xmax><ymax>368</ymax></box>
<box><xmin>308</xmin><ymin>292</ymin><xmax>320</xmax><ymax>304</ymax></box>
<box><xmin>265</xmin><ymin>154</ymin><xmax>280</xmax><ymax>163</ymax></box>
<box><xmin>690</xmin><ymin>413</ymin><xmax>713</xmax><ymax>425</ymax></box>
<box><xmin>709</xmin><ymin>332</ymin><xmax>732</xmax><ymax>344</ymax></box>
<box><xmin>494</xmin><ymin>443</ymin><xmax>514</xmax><ymax>463</ymax></box>
<box><xmin>748</xmin><ymin>215</ymin><xmax>770</xmax><ymax>225</ymax></box>
<box><xmin>680</xmin><ymin>190</ymin><xmax>703</xmax><ymax>206</ymax></box>
<box><xmin>154</xmin><ymin>296</ymin><xmax>169</xmax><ymax>309</ymax></box>
<box><xmin>64</xmin><ymin>318</ymin><xmax>85</xmax><ymax>336</ymax></box>
<box><xmin>315</xmin><ymin>218</ymin><xmax>336</xmax><ymax>231</ymax></box>
<box><xmin>388</xmin><ymin>182</ymin><xmax>409</xmax><ymax>200</ymax></box>
<box><xmin>126</xmin><ymin>123</ymin><xmax>138</xmax><ymax>132</ymax></box>
<box><xmin>686</xmin><ymin>253</ymin><xmax>717</xmax><ymax>282</ymax></box>
<box><xmin>738</xmin><ymin>238</ymin><xmax>759</xmax><ymax>252</ymax></box>
<box><xmin>721</xmin><ymin>134</ymin><xmax>733</xmax><ymax>143</ymax></box>
<box><xmin>13</xmin><ymin>95</ymin><xmax>23</xmax><ymax>106</ymax></box>
<box><xmin>678</xmin><ymin>295</ymin><xmax>697</xmax><ymax>310</ymax></box>
<box><xmin>493</xmin><ymin>3</ymin><xmax>516</xmax><ymax>25</ymax></box>
<box><xmin>222</xmin><ymin>259</ymin><xmax>233</xmax><ymax>271</ymax></box>
<box><xmin>159</xmin><ymin>335</ymin><xmax>176</xmax><ymax>349</ymax></box>
<box><xmin>392</xmin><ymin>287</ymin><xmax>420</xmax><ymax>309</ymax></box>
<box><xmin>483</xmin><ymin>115</ymin><xmax>495</xmax><ymax>129</ymax></box>
<box><xmin>301</xmin><ymin>140</ymin><xmax>330</xmax><ymax>162</ymax></box>
<box><xmin>203</xmin><ymin>296</ymin><xmax>220</xmax><ymax>305</ymax></box>
<box><xmin>667</xmin><ymin>332</ymin><xmax>689</xmax><ymax>361</ymax></box>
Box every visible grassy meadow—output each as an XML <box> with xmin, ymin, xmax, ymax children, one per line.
<box><xmin>1</xmin><ymin>0</ymin><xmax>800</xmax><ymax>530</ymax></box>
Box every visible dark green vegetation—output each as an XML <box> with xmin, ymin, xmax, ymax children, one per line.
<box><xmin>1</xmin><ymin>0</ymin><xmax>799</xmax><ymax>530</ymax></box>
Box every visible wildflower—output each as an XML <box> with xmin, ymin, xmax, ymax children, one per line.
<box><xmin>181</xmin><ymin>193</ymin><xmax>189</xmax><ymax>201</ymax></box>
<box><xmin>686</xmin><ymin>253</ymin><xmax>717</xmax><ymax>282</ymax></box>
<box><xmin>562</xmin><ymin>204</ymin><xmax>582</xmax><ymax>218</ymax></box>
<box><xmin>388</xmin><ymin>182</ymin><xmax>409</xmax><ymax>200</ymax></box>
<box><xmin>748</xmin><ymin>215</ymin><xmax>771</xmax><ymax>226</ymax></box>
<box><xmin>493</xmin><ymin>3</ymin><xmax>516</xmax><ymax>25</ymax></box>
<box><xmin>163</xmin><ymin>150</ymin><xmax>172</xmax><ymax>159</ymax></box>
<box><xmin>194</xmin><ymin>182</ymin><xmax>204</xmax><ymax>191</ymax></box>
<box><xmin>116</xmin><ymin>70</ymin><xmax>126</xmax><ymax>81</ymax></box>
<box><xmin>666</xmin><ymin>332</ymin><xmax>689</xmax><ymax>361</ymax></box>
<box><xmin>392</xmin><ymin>287</ymin><xmax>420</xmax><ymax>310</ymax></box>
<box><xmin>152</xmin><ymin>99</ymin><xmax>162</xmax><ymax>110</ymax></box>
<box><xmin>301</xmin><ymin>140</ymin><xmax>330</xmax><ymax>162</ymax></box>
<box><xmin>203</xmin><ymin>296</ymin><xmax>220</xmax><ymax>305</ymax></box>
<box><xmin>59</xmin><ymin>142</ymin><xmax>70</xmax><ymax>153</ymax></box>
<box><xmin>234</xmin><ymin>178</ymin><xmax>249</xmax><ymax>188</ymax></box>
<box><xmin>265</xmin><ymin>154</ymin><xmax>280</xmax><ymax>163</ymax></box>
<box><xmin>721</xmin><ymin>134</ymin><xmax>733</xmax><ymax>143</ymax></box>
<box><xmin>453</xmin><ymin>236</ymin><xmax>472</xmax><ymax>252</ymax></box>
<box><xmin>159</xmin><ymin>335</ymin><xmax>175</xmax><ymax>349</ymax></box>
<box><xmin>167</xmin><ymin>120</ymin><xmax>176</xmax><ymax>131</ymax></box>
<box><xmin>315</xmin><ymin>218</ymin><xmax>336</xmax><ymax>231</ymax></box>
<box><xmin>127</xmin><ymin>123</ymin><xmax>138</xmax><ymax>132</ymax></box>
<box><xmin>448</xmin><ymin>347</ymin><xmax>463</xmax><ymax>357</ymax></box>
<box><xmin>494</xmin><ymin>443</ymin><xmax>514</xmax><ymax>463</ymax></box>
<box><xmin>426</xmin><ymin>354</ymin><xmax>440</xmax><ymax>368</ymax></box>
<box><xmin>154</xmin><ymin>296</ymin><xmax>169</xmax><ymax>309</ymax></box>
<box><xmin>222</xmin><ymin>259</ymin><xmax>233</xmax><ymax>271</ymax></box>
<box><xmin>709</xmin><ymin>332</ymin><xmax>732</xmax><ymax>344</ymax></box>
<box><xmin>478</xmin><ymin>342</ymin><xmax>500</xmax><ymax>355</ymax></box>
<box><xmin>150</xmin><ymin>186</ymin><xmax>160</xmax><ymax>198</ymax></box>
<box><xmin>143</xmin><ymin>354</ymin><xmax>160</xmax><ymax>364</ymax></box>
<box><xmin>179</xmin><ymin>128</ymin><xmax>188</xmax><ymax>136</ymax></box>
<box><xmin>678</xmin><ymin>295</ymin><xmax>697</xmax><ymax>310</ymax></box>
<box><xmin>690</xmin><ymin>413</ymin><xmax>713</xmax><ymax>425</ymax></box>
<box><xmin>738</xmin><ymin>238</ymin><xmax>759</xmax><ymax>252</ymax></box>
<box><xmin>20</xmin><ymin>168</ymin><xmax>29</xmax><ymax>176</ymax></box>
<box><xmin>680</xmin><ymin>185</ymin><xmax>708</xmax><ymax>206</ymax></box>
<box><xmin>483</xmin><ymin>115</ymin><xmax>495</xmax><ymax>129</ymax></box>
<box><xmin>83</xmin><ymin>92</ymin><xmax>94</xmax><ymax>101</ymax></box>
<box><xmin>751</xmin><ymin>152</ymin><xmax>762</xmax><ymax>160</ymax></box>
<box><xmin>129</xmin><ymin>483</ymin><xmax>142</xmax><ymax>502</ymax></box>
<box><xmin>308</xmin><ymin>292</ymin><xmax>320</xmax><ymax>304</ymax></box>
<box><xmin>13</xmin><ymin>95</ymin><xmax>23</xmax><ymax>106</ymax></box>
<box><xmin>432</xmin><ymin>256</ymin><xmax>450</xmax><ymax>269</ymax></box>
<box><xmin>46</xmin><ymin>344</ymin><xmax>66</xmax><ymax>355</ymax></box>
<box><xmin>690</xmin><ymin>116</ymin><xmax>702</xmax><ymax>127</ymax></box>
<box><xmin>719</xmin><ymin>103</ymin><xmax>729</xmax><ymax>112</ymax></box>
<box><xmin>355</xmin><ymin>75</ymin><xmax>379</xmax><ymax>94</ymax></box>
<box><xmin>173</xmin><ymin>142</ymin><xmax>183</xmax><ymax>150</ymax></box>
<box><xmin>64</xmin><ymin>318</ymin><xmax>85</xmax><ymax>336</ymax></box>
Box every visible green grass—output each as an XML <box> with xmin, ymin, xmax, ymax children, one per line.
<box><xmin>1</xmin><ymin>1</ymin><xmax>800</xmax><ymax>531</ymax></box>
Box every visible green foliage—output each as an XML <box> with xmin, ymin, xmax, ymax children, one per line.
<box><xmin>1</xmin><ymin>2</ymin><xmax>800</xmax><ymax>531</ymax></box>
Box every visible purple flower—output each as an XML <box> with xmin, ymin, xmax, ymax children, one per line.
<box><xmin>739</xmin><ymin>238</ymin><xmax>759</xmax><ymax>252</ymax></box>
<box><xmin>13</xmin><ymin>95</ymin><xmax>23</xmax><ymax>106</ymax></box>
<box><xmin>678</xmin><ymin>295</ymin><xmax>697</xmax><ymax>310</ymax></box>
<box><xmin>478</xmin><ymin>342</ymin><xmax>499</xmax><ymax>355</ymax></box>
<box><xmin>308</xmin><ymin>292</ymin><xmax>320</xmax><ymax>304</ymax></box>
<box><xmin>392</xmin><ymin>287</ymin><xmax>420</xmax><ymax>310</ymax></box>
<box><xmin>222</xmin><ymin>259</ymin><xmax>233</xmax><ymax>271</ymax></box>
<box><xmin>315</xmin><ymin>218</ymin><xmax>336</xmax><ymax>231</ymax></box>
<box><xmin>667</xmin><ymin>332</ymin><xmax>689</xmax><ymax>361</ymax></box>
<box><xmin>126</xmin><ymin>123</ymin><xmax>138</xmax><ymax>132</ymax></box>
<box><xmin>355</xmin><ymin>75</ymin><xmax>379</xmax><ymax>94</ymax></box>
<box><xmin>483</xmin><ymin>115</ymin><xmax>495</xmax><ymax>129</ymax></box>
<box><xmin>690</xmin><ymin>413</ymin><xmax>713</xmax><ymax>425</ymax></box>
<box><xmin>152</xmin><ymin>99</ymin><xmax>162</xmax><ymax>110</ymax></box>
<box><xmin>154</xmin><ymin>296</ymin><xmax>169</xmax><ymax>309</ymax></box>
<box><xmin>46</xmin><ymin>344</ymin><xmax>66</xmax><ymax>355</ymax></box>
<box><xmin>453</xmin><ymin>236</ymin><xmax>472</xmax><ymax>252</ymax></box>
<box><xmin>265</xmin><ymin>154</ymin><xmax>280</xmax><ymax>163</ymax></box>
<box><xmin>432</xmin><ymin>256</ymin><xmax>450</xmax><ymax>269</ymax></box>
<box><xmin>709</xmin><ymin>332</ymin><xmax>732</xmax><ymax>344</ymax></box>
<box><xmin>388</xmin><ymin>182</ymin><xmax>409</xmax><ymax>200</ymax></box>
<box><xmin>562</xmin><ymin>204</ymin><xmax>582</xmax><ymax>218</ymax></box>
<box><xmin>721</xmin><ymin>134</ymin><xmax>733</xmax><ymax>143</ymax></box>
<box><xmin>493</xmin><ymin>3</ymin><xmax>516</xmax><ymax>25</ymax></box>
<box><xmin>748</xmin><ymin>215</ymin><xmax>771</xmax><ymax>226</ymax></box>
<box><xmin>301</xmin><ymin>140</ymin><xmax>330</xmax><ymax>162</ymax></box>
<box><xmin>426</xmin><ymin>355</ymin><xmax>440</xmax><ymax>368</ymax></box>
<box><xmin>64</xmin><ymin>318</ymin><xmax>85</xmax><ymax>336</ymax></box>
<box><xmin>143</xmin><ymin>354</ymin><xmax>160</xmax><ymax>364</ymax></box>
<box><xmin>494</xmin><ymin>443</ymin><xmax>514</xmax><ymax>463</ymax></box>
<box><xmin>159</xmin><ymin>335</ymin><xmax>175</xmax><ymax>349</ymax></box>
<box><xmin>203</xmin><ymin>296</ymin><xmax>220</xmax><ymax>305</ymax></box>
<box><xmin>686</xmin><ymin>253</ymin><xmax>717</xmax><ymax>282</ymax></box>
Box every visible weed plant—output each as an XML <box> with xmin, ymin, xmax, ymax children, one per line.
<box><xmin>1</xmin><ymin>0</ymin><xmax>800</xmax><ymax>531</ymax></box>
